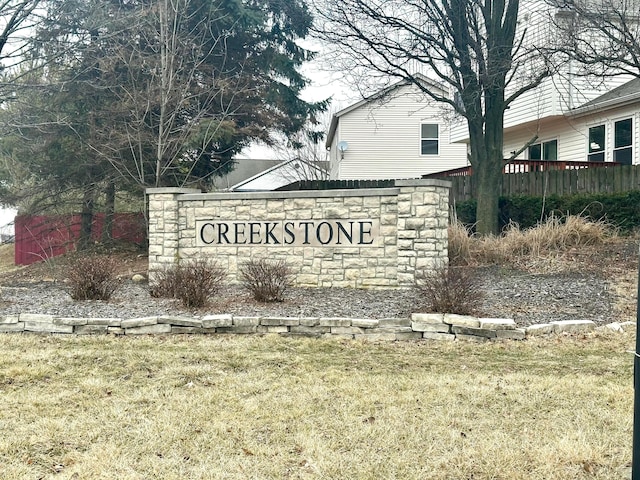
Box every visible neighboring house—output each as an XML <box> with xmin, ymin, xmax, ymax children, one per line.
<box><xmin>325</xmin><ymin>76</ymin><xmax>468</xmax><ymax>180</ymax></box>
<box><xmin>229</xmin><ymin>158</ymin><xmax>328</xmax><ymax>192</ymax></box>
<box><xmin>448</xmin><ymin>2</ymin><xmax>640</xmax><ymax>166</ymax></box>
<box><xmin>211</xmin><ymin>158</ymin><xmax>283</xmax><ymax>190</ymax></box>
<box><xmin>498</xmin><ymin>77</ymin><xmax>640</xmax><ymax>165</ymax></box>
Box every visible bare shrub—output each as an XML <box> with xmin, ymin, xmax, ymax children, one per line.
<box><xmin>239</xmin><ymin>259</ymin><xmax>293</xmax><ymax>302</ymax></box>
<box><xmin>66</xmin><ymin>256</ymin><xmax>122</xmax><ymax>301</ymax></box>
<box><xmin>149</xmin><ymin>267</ymin><xmax>180</xmax><ymax>299</ymax></box>
<box><xmin>149</xmin><ymin>259</ymin><xmax>226</xmax><ymax>308</ymax></box>
<box><xmin>415</xmin><ymin>264</ymin><xmax>483</xmax><ymax>315</ymax></box>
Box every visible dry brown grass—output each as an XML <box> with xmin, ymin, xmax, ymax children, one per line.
<box><xmin>0</xmin><ymin>333</ymin><xmax>634</xmax><ymax>479</ymax></box>
<box><xmin>450</xmin><ymin>215</ymin><xmax>615</xmax><ymax>268</ymax></box>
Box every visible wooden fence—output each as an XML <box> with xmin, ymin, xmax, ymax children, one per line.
<box><xmin>441</xmin><ymin>163</ymin><xmax>640</xmax><ymax>203</ymax></box>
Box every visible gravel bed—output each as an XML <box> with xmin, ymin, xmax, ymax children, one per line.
<box><xmin>477</xmin><ymin>267</ymin><xmax>615</xmax><ymax>327</ymax></box>
<box><xmin>0</xmin><ymin>266</ymin><xmax>618</xmax><ymax>328</ymax></box>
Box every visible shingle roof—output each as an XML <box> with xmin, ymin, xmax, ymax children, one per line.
<box><xmin>571</xmin><ymin>77</ymin><xmax>640</xmax><ymax>115</ymax></box>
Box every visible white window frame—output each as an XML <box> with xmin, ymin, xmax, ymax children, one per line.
<box><xmin>613</xmin><ymin>117</ymin><xmax>633</xmax><ymax>165</ymax></box>
<box><xmin>528</xmin><ymin>139</ymin><xmax>558</xmax><ymax>161</ymax></box>
<box><xmin>588</xmin><ymin>124</ymin><xmax>606</xmax><ymax>162</ymax></box>
<box><xmin>420</xmin><ymin>123</ymin><xmax>440</xmax><ymax>156</ymax></box>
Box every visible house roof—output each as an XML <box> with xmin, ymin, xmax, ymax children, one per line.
<box><xmin>229</xmin><ymin>158</ymin><xmax>328</xmax><ymax>192</ymax></box>
<box><xmin>325</xmin><ymin>74</ymin><xmax>450</xmax><ymax>148</ymax></box>
<box><xmin>569</xmin><ymin>77</ymin><xmax>640</xmax><ymax>117</ymax></box>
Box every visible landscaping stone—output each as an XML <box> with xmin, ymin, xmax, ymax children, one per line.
<box><xmin>479</xmin><ymin>318</ymin><xmax>516</xmax><ymax>330</ymax></box>
<box><xmin>319</xmin><ymin>318</ymin><xmax>352</xmax><ymax>327</ymax></box>
<box><xmin>0</xmin><ymin>315</ymin><xmax>20</xmax><ymax>324</ymax></box>
<box><xmin>20</xmin><ymin>313</ymin><xmax>55</xmax><ymax>323</ymax></box>
<box><xmin>0</xmin><ymin>322</ymin><xmax>25</xmax><ymax>332</ymax></box>
<box><xmin>233</xmin><ymin>317</ymin><xmax>261</xmax><ymax>327</ymax></box>
<box><xmin>368</xmin><ymin>326</ymin><xmax>413</xmax><ymax>334</ymax></box>
<box><xmin>444</xmin><ymin>314</ymin><xmax>480</xmax><ymax>328</ymax></box>
<box><xmin>351</xmin><ymin>318</ymin><xmax>379</xmax><ymax>328</ymax></box>
<box><xmin>75</xmin><ymin>325</ymin><xmax>109</xmax><ymax>335</ymax></box>
<box><xmin>289</xmin><ymin>326</ymin><xmax>331</xmax><ymax>336</ymax></box>
<box><xmin>299</xmin><ymin>318</ymin><xmax>319</xmax><ymax>327</ymax></box>
<box><xmin>202</xmin><ymin>314</ymin><xmax>233</xmax><ymax>328</ymax></box>
<box><xmin>550</xmin><ymin>320</ymin><xmax>596</xmax><ymax>333</ymax></box>
<box><xmin>261</xmin><ymin>317</ymin><xmax>300</xmax><ymax>326</ymax></box>
<box><xmin>620</xmin><ymin>321</ymin><xmax>636</xmax><ymax>332</ymax></box>
<box><xmin>411</xmin><ymin>313</ymin><xmax>445</xmax><ymax>324</ymax></box>
<box><xmin>87</xmin><ymin>318</ymin><xmax>122</xmax><ymax>326</ymax></box>
<box><xmin>125</xmin><ymin>324</ymin><xmax>172</xmax><ymax>335</ymax></box>
<box><xmin>451</xmin><ymin>326</ymin><xmax>497</xmax><ymax>339</ymax></box>
<box><xmin>411</xmin><ymin>322</ymin><xmax>450</xmax><ymax>333</ymax></box>
<box><xmin>158</xmin><ymin>316</ymin><xmax>202</xmax><ymax>327</ymax></box>
<box><xmin>525</xmin><ymin>324</ymin><xmax>555</xmax><ymax>336</ymax></box>
<box><xmin>131</xmin><ymin>274</ymin><xmax>147</xmax><ymax>283</ymax></box>
<box><xmin>121</xmin><ymin>317</ymin><xmax>159</xmax><ymax>329</ymax></box>
<box><xmin>331</xmin><ymin>326</ymin><xmax>366</xmax><ymax>335</ymax></box>
<box><xmin>55</xmin><ymin>317</ymin><xmax>88</xmax><ymax>326</ymax></box>
<box><xmin>495</xmin><ymin>329</ymin><xmax>526</xmax><ymax>340</ymax></box>
<box><xmin>24</xmin><ymin>321</ymin><xmax>73</xmax><ymax>334</ymax></box>
<box><xmin>171</xmin><ymin>326</ymin><xmax>209</xmax><ymax>334</ymax></box>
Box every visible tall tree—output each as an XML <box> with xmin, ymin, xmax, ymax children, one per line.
<box><xmin>33</xmin><ymin>0</ymin><xmax>328</xmax><ymax>190</ymax></box>
<box><xmin>314</xmin><ymin>0</ymin><xmax>554</xmax><ymax>235</ymax></box>
<box><xmin>547</xmin><ymin>0</ymin><xmax>640</xmax><ymax>78</ymax></box>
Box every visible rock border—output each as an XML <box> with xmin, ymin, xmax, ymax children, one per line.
<box><xmin>0</xmin><ymin>312</ymin><xmax>635</xmax><ymax>340</ymax></box>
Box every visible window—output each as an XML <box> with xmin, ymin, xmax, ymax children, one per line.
<box><xmin>588</xmin><ymin>125</ymin><xmax>605</xmax><ymax>162</ymax></box>
<box><xmin>421</xmin><ymin>124</ymin><xmax>439</xmax><ymax>155</ymax></box>
<box><xmin>614</xmin><ymin>118</ymin><xmax>633</xmax><ymax>165</ymax></box>
<box><xmin>528</xmin><ymin>139</ymin><xmax>558</xmax><ymax>160</ymax></box>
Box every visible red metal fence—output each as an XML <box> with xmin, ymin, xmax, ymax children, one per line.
<box><xmin>14</xmin><ymin>213</ymin><xmax>146</xmax><ymax>265</ymax></box>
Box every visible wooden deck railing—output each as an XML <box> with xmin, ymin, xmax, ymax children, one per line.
<box><xmin>422</xmin><ymin>160</ymin><xmax>622</xmax><ymax>179</ymax></box>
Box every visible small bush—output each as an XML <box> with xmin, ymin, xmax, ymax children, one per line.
<box><xmin>239</xmin><ymin>259</ymin><xmax>293</xmax><ymax>302</ymax></box>
<box><xmin>67</xmin><ymin>256</ymin><xmax>122</xmax><ymax>301</ymax></box>
<box><xmin>415</xmin><ymin>264</ymin><xmax>483</xmax><ymax>315</ymax></box>
<box><xmin>149</xmin><ymin>259</ymin><xmax>226</xmax><ymax>308</ymax></box>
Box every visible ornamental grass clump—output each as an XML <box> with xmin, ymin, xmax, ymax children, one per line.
<box><xmin>66</xmin><ymin>256</ymin><xmax>122</xmax><ymax>301</ymax></box>
<box><xmin>239</xmin><ymin>258</ymin><xmax>293</xmax><ymax>302</ymax></box>
<box><xmin>149</xmin><ymin>259</ymin><xmax>226</xmax><ymax>308</ymax></box>
<box><xmin>415</xmin><ymin>263</ymin><xmax>483</xmax><ymax>315</ymax></box>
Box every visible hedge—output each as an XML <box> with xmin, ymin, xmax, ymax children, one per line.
<box><xmin>454</xmin><ymin>191</ymin><xmax>640</xmax><ymax>233</ymax></box>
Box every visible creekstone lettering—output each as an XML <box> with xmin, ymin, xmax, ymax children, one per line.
<box><xmin>197</xmin><ymin>220</ymin><xmax>378</xmax><ymax>247</ymax></box>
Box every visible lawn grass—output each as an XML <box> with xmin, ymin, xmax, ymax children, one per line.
<box><xmin>0</xmin><ymin>332</ymin><xmax>635</xmax><ymax>479</ymax></box>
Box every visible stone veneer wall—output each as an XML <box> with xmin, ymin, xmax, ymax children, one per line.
<box><xmin>146</xmin><ymin>179</ymin><xmax>451</xmax><ymax>288</ymax></box>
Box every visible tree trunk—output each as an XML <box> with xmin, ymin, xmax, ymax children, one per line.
<box><xmin>77</xmin><ymin>183</ymin><xmax>95</xmax><ymax>251</ymax></box>
<box><xmin>474</xmin><ymin>157</ymin><xmax>502</xmax><ymax>236</ymax></box>
<box><xmin>101</xmin><ymin>179</ymin><xmax>115</xmax><ymax>245</ymax></box>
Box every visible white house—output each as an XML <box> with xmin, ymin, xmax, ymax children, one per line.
<box><xmin>499</xmin><ymin>77</ymin><xmax>640</xmax><ymax>165</ymax></box>
<box><xmin>325</xmin><ymin>1</ymin><xmax>640</xmax><ymax>179</ymax></box>
<box><xmin>325</xmin><ymin>76</ymin><xmax>468</xmax><ymax>180</ymax></box>
<box><xmin>229</xmin><ymin>158</ymin><xmax>328</xmax><ymax>191</ymax></box>
<box><xmin>449</xmin><ymin>2</ymin><xmax>640</xmax><ymax>166</ymax></box>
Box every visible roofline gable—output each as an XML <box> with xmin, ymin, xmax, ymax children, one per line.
<box><xmin>326</xmin><ymin>74</ymin><xmax>450</xmax><ymax>147</ymax></box>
